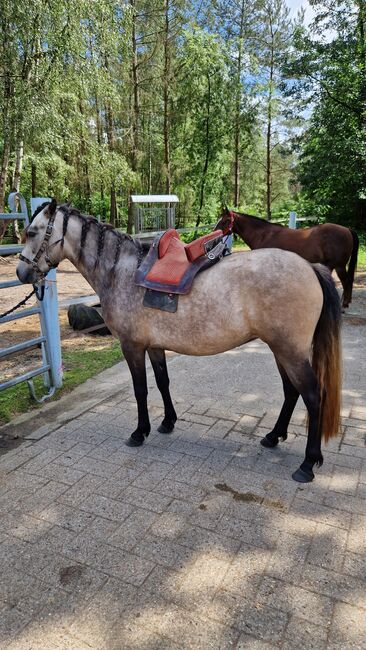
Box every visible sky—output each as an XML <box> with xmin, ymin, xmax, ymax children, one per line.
<box><xmin>287</xmin><ymin>0</ymin><xmax>316</xmax><ymax>24</ymax></box>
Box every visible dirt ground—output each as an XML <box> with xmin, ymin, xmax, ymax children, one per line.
<box><xmin>0</xmin><ymin>258</ymin><xmax>114</xmax><ymax>381</ymax></box>
<box><xmin>1</xmin><ymin>255</ymin><xmax>366</xmax><ymax>382</ymax></box>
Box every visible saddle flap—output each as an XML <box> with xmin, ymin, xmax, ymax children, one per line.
<box><xmin>185</xmin><ymin>230</ymin><xmax>223</xmax><ymax>262</ymax></box>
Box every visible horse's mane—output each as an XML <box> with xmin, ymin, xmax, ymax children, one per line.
<box><xmin>235</xmin><ymin>211</ymin><xmax>284</xmax><ymax>229</ymax></box>
<box><xmin>57</xmin><ymin>203</ymin><xmax>138</xmax><ymax>267</ymax></box>
<box><xmin>31</xmin><ymin>201</ymin><xmax>51</xmax><ymax>220</ymax></box>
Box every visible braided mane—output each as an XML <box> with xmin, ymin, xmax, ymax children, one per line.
<box><xmin>57</xmin><ymin>204</ymin><xmax>137</xmax><ymax>268</ymax></box>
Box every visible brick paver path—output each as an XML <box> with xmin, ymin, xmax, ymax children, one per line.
<box><xmin>0</xmin><ymin>315</ymin><xmax>365</xmax><ymax>649</ymax></box>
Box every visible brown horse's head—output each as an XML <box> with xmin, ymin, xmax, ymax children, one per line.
<box><xmin>215</xmin><ymin>206</ymin><xmax>235</xmax><ymax>235</ymax></box>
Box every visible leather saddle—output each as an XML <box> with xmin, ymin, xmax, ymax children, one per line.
<box><xmin>135</xmin><ymin>228</ymin><xmax>225</xmax><ymax>295</ymax></box>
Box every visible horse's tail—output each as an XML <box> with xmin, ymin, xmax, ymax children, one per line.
<box><xmin>312</xmin><ymin>265</ymin><xmax>342</xmax><ymax>441</ymax></box>
<box><xmin>346</xmin><ymin>229</ymin><xmax>359</xmax><ymax>304</ymax></box>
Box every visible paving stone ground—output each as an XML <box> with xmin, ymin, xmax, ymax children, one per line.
<box><xmin>0</xmin><ymin>310</ymin><xmax>366</xmax><ymax>649</ymax></box>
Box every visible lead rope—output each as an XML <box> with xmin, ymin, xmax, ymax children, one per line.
<box><xmin>0</xmin><ymin>284</ymin><xmax>45</xmax><ymax>320</ymax></box>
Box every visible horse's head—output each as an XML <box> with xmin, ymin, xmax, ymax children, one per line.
<box><xmin>16</xmin><ymin>198</ymin><xmax>64</xmax><ymax>284</ymax></box>
<box><xmin>215</xmin><ymin>206</ymin><xmax>235</xmax><ymax>235</ymax></box>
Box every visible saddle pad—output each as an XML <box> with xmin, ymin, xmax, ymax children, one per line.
<box><xmin>143</xmin><ymin>289</ymin><xmax>178</xmax><ymax>312</ymax></box>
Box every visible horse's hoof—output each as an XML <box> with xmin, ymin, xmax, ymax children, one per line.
<box><xmin>292</xmin><ymin>467</ymin><xmax>314</xmax><ymax>483</ymax></box>
<box><xmin>260</xmin><ymin>434</ymin><xmax>278</xmax><ymax>448</ymax></box>
<box><xmin>125</xmin><ymin>435</ymin><xmax>144</xmax><ymax>447</ymax></box>
<box><xmin>158</xmin><ymin>421</ymin><xmax>175</xmax><ymax>434</ymax></box>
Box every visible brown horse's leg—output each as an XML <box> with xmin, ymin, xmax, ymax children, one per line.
<box><xmin>148</xmin><ymin>348</ymin><xmax>177</xmax><ymax>433</ymax></box>
<box><xmin>261</xmin><ymin>361</ymin><xmax>299</xmax><ymax>448</ymax></box>
<box><xmin>335</xmin><ymin>266</ymin><xmax>349</xmax><ymax>308</ymax></box>
<box><xmin>122</xmin><ymin>342</ymin><xmax>151</xmax><ymax>446</ymax></box>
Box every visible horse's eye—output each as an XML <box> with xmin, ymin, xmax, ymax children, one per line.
<box><xmin>28</xmin><ymin>231</ymin><xmax>37</xmax><ymax>238</ymax></box>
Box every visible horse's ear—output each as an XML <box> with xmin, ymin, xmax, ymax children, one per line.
<box><xmin>46</xmin><ymin>198</ymin><xmax>57</xmax><ymax>216</ymax></box>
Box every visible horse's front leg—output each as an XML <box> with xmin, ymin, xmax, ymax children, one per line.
<box><xmin>122</xmin><ymin>342</ymin><xmax>151</xmax><ymax>447</ymax></box>
<box><xmin>261</xmin><ymin>361</ymin><xmax>299</xmax><ymax>448</ymax></box>
<box><xmin>148</xmin><ymin>347</ymin><xmax>177</xmax><ymax>433</ymax></box>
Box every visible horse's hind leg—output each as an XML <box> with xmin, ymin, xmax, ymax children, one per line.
<box><xmin>260</xmin><ymin>361</ymin><xmax>299</xmax><ymax>449</ymax></box>
<box><xmin>281</xmin><ymin>359</ymin><xmax>323</xmax><ymax>483</ymax></box>
<box><xmin>148</xmin><ymin>348</ymin><xmax>177</xmax><ymax>433</ymax></box>
<box><xmin>335</xmin><ymin>266</ymin><xmax>349</xmax><ymax>308</ymax></box>
<box><xmin>121</xmin><ymin>342</ymin><xmax>151</xmax><ymax>447</ymax></box>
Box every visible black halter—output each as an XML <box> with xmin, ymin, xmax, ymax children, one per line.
<box><xmin>19</xmin><ymin>208</ymin><xmax>62</xmax><ymax>277</ymax></box>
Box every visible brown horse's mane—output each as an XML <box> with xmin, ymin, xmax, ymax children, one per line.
<box><xmin>234</xmin><ymin>210</ymin><xmax>285</xmax><ymax>229</ymax></box>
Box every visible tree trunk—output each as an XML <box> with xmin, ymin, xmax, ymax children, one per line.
<box><xmin>234</xmin><ymin>0</ymin><xmax>246</xmax><ymax>208</ymax></box>
<box><xmin>95</xmin><ymin>93</ymin><xmax>105</xmax><ymax>207</ymax></box>
<box><xmin>196</xmin><ymin>75</ymin><xmax>211</xmax><ymax>228</ymax></box>
<box><xmin>148</xmin><ymin>116</ymin><xmax>152</xmax><ymax>194</ymax></box>
<box><xmin>110</xmin><ymin>188</ymin><xmax>117</xmax><ymax>227</ymax></box>
<box><xmin>128</xmin><ymin>0</ymin><xmax>140</xmax><ymax>234</ymax></box>
<box><xmin>31</xmin><ymin>161</ymin><xmax>37</xmax><ymax>197</ymax></box>
<box><xmin>266</xmin><ymin>34</ymin><xmax>274</xmax><ymax>221</ymax></box>
<box><xmin>266</xmin><ymin>98</ymin><xmax>272</xmax><ymax>221</ymax></box>
<box><xmin>356</xmin><ymin>0</ymin><xmax>366</xmax><ymax>227</ymax></box>
<box><xmin>0</xmin><ymin>141</ymin><xmax>10</xmax><ymax>241</ymax></box>
<box><xmin>78</xmin><ymin>99</ymin><xmax>92</xmax><ymax>211</ymax></box>
<box><xmin>11</xmin><ymin>139</ymin><xmax>23</xmax><ymax>242</ymax></box>
<box><xmin>104</xmin><ymin>54</ymin><xmax>118</xmax><ymax>228</ymax></box>
<box><xmin>0</xmin><ymin>140</ymin><xmax>10</xmax><ymax>213</ymax></box>
<box><xmin>13</xmin><ymin>139</ymin><xmax>24</xmax><ymax>192</ymax></box>
<box><xmin>105</xmin><ymin>98</ymin><xmax>117</xmax><ymax>227</ymax></box>
<box><xmin>163</xmin><ymin>0</ymin><xmax>171</xmax><ymax>194</ymax></box>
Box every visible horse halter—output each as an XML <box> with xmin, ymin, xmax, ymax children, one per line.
<box><xmin>19</xmin><ymin>207</ymin><xmax>61</xmax><ymax>277</ymax></box>
<box><xmin>222</xmin><ymin>211</ymin><xmax>235</xmax><ymax>236</ymax></box>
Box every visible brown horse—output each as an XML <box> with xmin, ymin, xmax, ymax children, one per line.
<box><xmin>216</xmin><ymin>208</ymin><xmax>359</xmax><ymax>308</ymax></box>
<box><xmin>16</xmin><ymin>200</ymin><xmax>342</xmax><ymax>482</ymax></box>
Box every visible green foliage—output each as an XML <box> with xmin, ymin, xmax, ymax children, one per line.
<box><xmin>1</xmin><ymin>0</ymin><xmax>364</xmax><ymax>229</ymax></box>
<box><xmin>290</xmin><ymin>0</ymin><xmax>366</xmax><ymax>227</ymax></box>
<box><xmin>172</xmin><ymin>29</ymin><xmax>233</xmax><ymax>224</ymax></box>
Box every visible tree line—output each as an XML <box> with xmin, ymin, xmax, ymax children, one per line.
<box><xmin>0</xmin><ymin>0</ymin><xmax>365</xmax><ymax>239</ymax></box>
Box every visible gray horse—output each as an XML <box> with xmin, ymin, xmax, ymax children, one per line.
<box><xmin>17</xmin><ymin>200</ymin><xmax>342</xmax><ymax>482</ymax></box>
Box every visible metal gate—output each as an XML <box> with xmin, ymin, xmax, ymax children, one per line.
<box><xmin>0</xmin><ymin>195</ymin><xmax>62</xmax><ymax>402</ymax></box>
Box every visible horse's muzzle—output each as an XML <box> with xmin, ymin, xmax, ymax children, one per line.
<box><xmin>16</xmin><ymin>261</ymin><xmax>38</xmax><ymax>284</ymax></box>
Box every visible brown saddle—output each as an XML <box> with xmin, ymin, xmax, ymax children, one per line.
<box><xmin>135</xmin><ymin>228</ymin><xmax>225</xmax><ymax>295</ymax></box>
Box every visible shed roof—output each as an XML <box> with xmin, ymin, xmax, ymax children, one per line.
<box><xmin>130</xmin><ymin>194</ymin><xmax>179</xmax><ymax>204</ymax></box>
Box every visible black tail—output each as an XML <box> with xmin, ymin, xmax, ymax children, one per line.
<box><xmin>312</xmin><ymin>265</ymin><xmax>342</xmax><ymax>441</ymax></box>
<box><xmin>346</xmin><ymin>229</ymin><xmax>359</xmax><ymax>305</ymax></box>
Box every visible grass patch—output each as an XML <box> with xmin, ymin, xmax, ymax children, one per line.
<box><xmin>357</xmin><ymin>234</ymin><xmax>366</xmax><ymax>269</ymax></box>
<box><xmin>232</xmin><ymin>239</ymin><xmax>250</xmax><ymax>252</ymax></box>
<box><xmin>0</xmin><ymin>340</ymin><xmax>122</xmax><ymax>425</ymax></box>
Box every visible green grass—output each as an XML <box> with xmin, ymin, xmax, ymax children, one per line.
<box><xmin>357</xmin><ymin>235</ymin><xmax>366</xmax><ymax>269</ymax></box>
<box><xmin>232</xmin><ymin>240</ymin><xmax>250</xmax><ymax>252</ymax></box>
<box><xmin>0</xmin><ymin>340</ymin><xmax>122</xmax><ymax>425</ymax></box>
